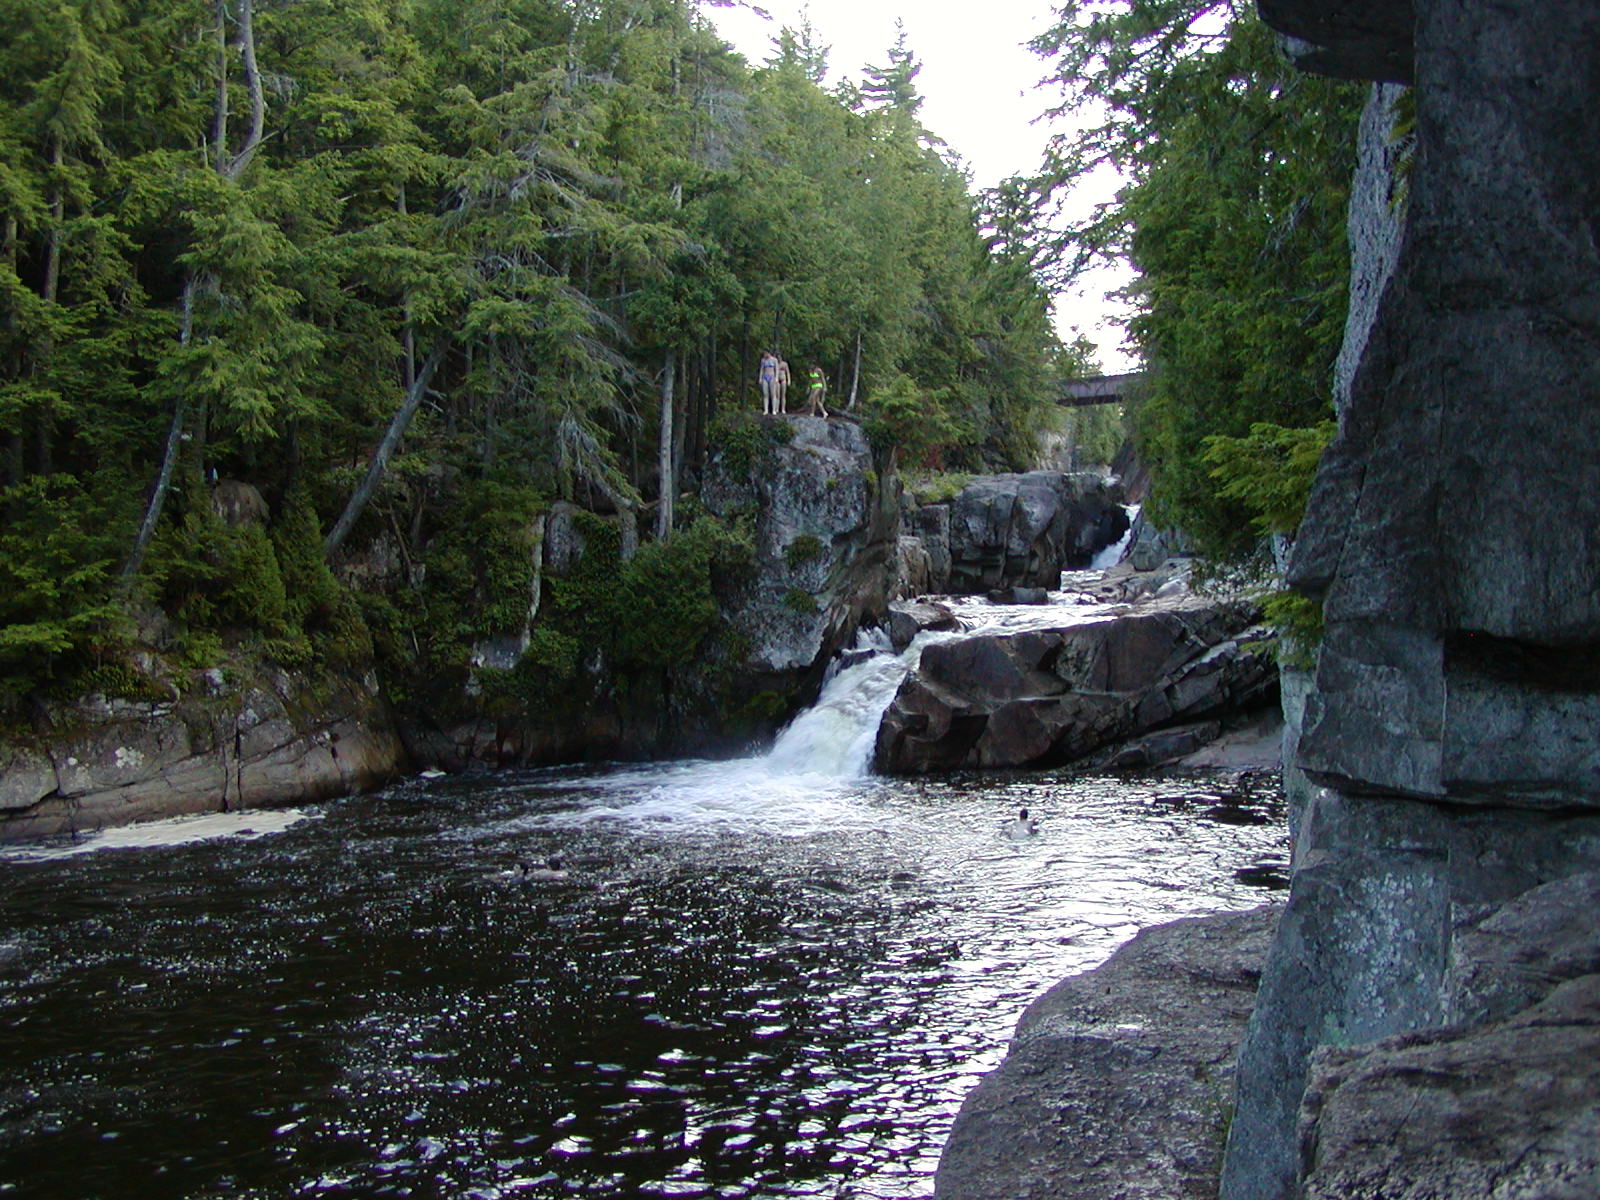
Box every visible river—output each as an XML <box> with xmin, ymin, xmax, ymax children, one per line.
<box><xmin>0</xmin><ymin>590</ymin><xmax>1285</xmax><ymax>1200</ymax></box>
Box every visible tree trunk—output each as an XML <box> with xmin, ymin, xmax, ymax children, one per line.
<box><xmin>848</xmin><ymin>331</ymin><xmax>862</xmax><ymax>410</ymax></box>
<box><xmin>656</xmin><ymin>351</ymin><xmax>675</xmax><ymax>540</ymax></box>
<box><xmin>671</xmin><ymin>351</ymin><xmax>688</xmax><ymax>490</ymax></box>
<box><xmin>398</xmin><ymin>184</ymin><xmax>416</xmax><ymax>395</ymax></box>
<box><xmin>323</xmin><ymin>336</ymin><xmax>448</xmax><ymax>557</ymax></box>
<box><xmin>222</xmin><ymin>0</ymin><xmax>265</xmax><ymax>180</ymax></box>
<box><xmin>123</xmin><ymin>279</ymin><xmax>198</xmax><ymax>583</ymax></box>
<box><xmin>124</xmin><ymin>0</ymin><xmax>266</xmax><ymax>582</ymax></box>
<box><xmin>211</xmin><ymin>0</ymin><xmax>228</xmax><ymax>173</ymax></box>
<box><xmin>42</xmin><ymin>137</ymin><xmax>63</xmax><ymax>308</ymax></box>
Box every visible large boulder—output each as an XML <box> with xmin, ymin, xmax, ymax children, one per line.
<box><xmin>937</xmin><ymin>905</ymin><xmax>1281</xmax><ymax>1200</ymax></box>
<box><xmin>875</xmin><ymin>596</ymin><xmax>1276</xmax><ymax>773</ymax></box>
<box><xmin>945</xmin><ymin>472</ymin><xmax>1127</xmax><ymax>593</ymax></box>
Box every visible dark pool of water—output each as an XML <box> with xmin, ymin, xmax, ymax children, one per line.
<box><xmin>0</xmin><ymin>761</ymin><xmax>1285</xmax><ymax>1199</ymax></box>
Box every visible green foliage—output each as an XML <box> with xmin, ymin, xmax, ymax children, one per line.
<box><xmin>783</xmin><ymin>534</ymin><xmax>825</xmax><ymax>569</ymax></box>
<box><xmin>543</xmin><ymin>511</ymin><xmax>755</xmax><ymax>678</ymax></box>
<box><xmin>1262</xmin><ymin>589</ymin><xmax>1325</xmax><ymax>668</ymax></box>
<box><xmin>1056</xmin><ymin>402</ymin><xmax>1127</xmax><ymax>468</ymax></box>
<box><xmin>782</xmin><ymin>587</ymin><xmax>818</xmax><ymax>616</ymax></box>
<box><xmin>71</xmin><ymin>662</ymin><xmax>169</xmax><ymax>704</ymax></box>
<box><xmin>150</xmin><ymin>483</ymin><xmax>289</xmax><ymax>636</ymax></box>
<box><xmin>1033</xmin><ymin>1</ymin><xmax>1363</xmax><ymax>556</ymax></box>
<box><xmin>0</xmin><ymin>474</ymin><xmax>129</xmax><ymax>698</ymax></box>
<box><xmin>903</xmin><ymin>472</ymin><xmax>971</xmax><ymax>505</ymax></box>
<box><xmin>0</xmin><ymin>0</ymin><xmax>1070</xmax><ymax>703</ymax></box>
<box><xmin>709</xmin><ymin>413</ymin><xmax>792</xmax><ymax>478</ymax></box>
<box><xmin>476</xmin><ymin>627</ymin><xmax>583</xmax><ymax>715</ymax></box>
<box><xmin>860</xmin><ymin>374</ymin><xmax>972</xmax><ymax>469</ymax></box>
<box><xmin>1202</xmin><ymin>421</ymin><xmax>1336</xmax><ymax>537</ymax></box>
<box><xmin>401</xmin><ymin>479</ymin><xmax>544</xmax><ymax>676</ymax></box>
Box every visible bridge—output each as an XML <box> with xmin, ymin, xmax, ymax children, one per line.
<box><xmin>1059</xmin><ymin>371</ymin><xmax>1147</xmax><ymax>408</ymax></box>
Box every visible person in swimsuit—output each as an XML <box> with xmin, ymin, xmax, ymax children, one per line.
<box><xmin>805</xmin><ymin>364</ymin><xmax>828</xmax><ymax>418</ymax></box>
<box><xmin>759</xmin><ymin>351</ymin><xmax>780</xmax><ymax>415</ymax></box>
<box><xmin>776</xmin><ymin>358</ymin><xmax>792</xmax><ymax>412</ymax></box>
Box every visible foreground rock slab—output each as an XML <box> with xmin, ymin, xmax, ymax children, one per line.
<box><xmin>1299</xmin><ymin>974</ymin><xmax>1600</xmax><ymax>1200</ymax></box>
<box><xmin>936</xmin><ymin>905</ymin><xmax>1281</xmax><ymax>1200</ymax></box>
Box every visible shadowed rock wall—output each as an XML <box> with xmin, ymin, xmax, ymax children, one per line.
<box><xmin>1222</xmin><ymin>2</ymin><xmax>1600</xmax><ymax>1197</ymax></box>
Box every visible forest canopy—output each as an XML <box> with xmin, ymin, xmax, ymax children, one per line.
<box><xmin>1030</xmin><ymin>0</ymin><xmax>1364</xmax><ymax>556</ymax></box>
<box><xmin>0</xmin><ymin>0</ymin><xmax>1078</xmax><ymax>705</ymax></box>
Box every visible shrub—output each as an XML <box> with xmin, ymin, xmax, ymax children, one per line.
<box><xmin>783</xmin><ymin>534</ymin><xmax>825</xmax><ymax>569</ymax></box>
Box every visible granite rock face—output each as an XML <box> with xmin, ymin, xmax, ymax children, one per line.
<box><xmin>936</xmin><ymin>906</ymin><xmax>1281</xmax><ymax>1200</ymax></box>
<box><xmin>702</xmin><ymin>416</ymin><xmax>897</xmax><ymax>676</ymax></box>
<box><xmin>1220</xmin><ymin>3</ymin><xmax>1600</xmax><ymax>1198</ymax></box>
<box><xmin>875</xmin><ymin>596</ymin><xmax>1275</xmax><ymax>773</ymax></box>
<box><xmin>1285</xmin><ymin>0</ymin><xmax>1600</xmax><ymax>809</ymax></box>
<box><xmin>1298</xmin><ymin>975</ymin><xmax>1600</xmax><ymax>1200</ymax></box>
<box><xmin>0</xmin><ymin>675</ymin><xmax>406</xmax><ymax>843</ymax></box>
<box><xmin>943</xmin><ymin>471</ymin><xmax>1127</xmax><ymax>594</ymax></box>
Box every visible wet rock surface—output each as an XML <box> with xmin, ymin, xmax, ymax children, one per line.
<box><xmin>936</xmin><ymin>905</ymin><xmax>1281</xmax><ymax>1200</ymax></box>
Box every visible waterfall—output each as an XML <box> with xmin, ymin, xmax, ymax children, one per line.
<box><xmin>764</xmin><ymin>629</ymin><xmax>949</xmax><ymax>779</ymax></box>
<box><xmin>1089</xmin><ymin>503</ymin><xmax>1140</xmax><ymax>571</ymax></box>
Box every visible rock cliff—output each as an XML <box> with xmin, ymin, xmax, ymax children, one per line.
<box><xmin>406</xmin><ymin>415</ymin><xmax>899</xmax><ymax>767</ymax></box>
<box><xmin>1220</xmin><ymin>2</ymin><xmax>1600</xmax><ymax>1197</ymax></box>
<box><xmin>898</xmin><ymin>471</ymin><xmax>1127</xmax><ymax>596</ymax></box>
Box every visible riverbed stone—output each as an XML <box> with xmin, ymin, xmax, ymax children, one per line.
<box><xmin>886</xmin><ymin>600</ymin><xmax>958</xmax><ymax>650</ymax></box>
<box><xmin>936</xmin><ymin>905</ymin><xmax>1281</xmax><ymax>1200</ymax></box>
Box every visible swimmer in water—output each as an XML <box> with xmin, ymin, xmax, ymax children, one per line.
<box><xmin>1005</xmin><ymin>808</ymin><xmax>1039</xmax><ymax>839</ymax></box>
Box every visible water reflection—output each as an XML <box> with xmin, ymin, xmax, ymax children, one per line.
<box><xmin>0</xmin><ymin>766</ymin><xmax>1284</xmax><ymax>1199</ymax></box>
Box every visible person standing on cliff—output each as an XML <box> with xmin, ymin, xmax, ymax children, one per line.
<box><xmin>758</xmin><ymin>351</ymin><xmax>780</xmax><ymax>414</ymax></box>
<box><xmin>805</xmin><ymin>364</ymin><xmax>828</xmax><ymax>418</ymax></box>
<box><xmin>776</xmin><ymin>357</ymin><xmax>792</xmax><ymax>412</ymax></box>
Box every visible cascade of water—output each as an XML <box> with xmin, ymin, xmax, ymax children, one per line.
<box><xmin>763</xmin><ymin>627</ymin><xmax>953</xmax><ymax>779</ymax></box>
<box><xmin>1089</xmin><ymin>503</ymin><xmax>1141</xmax><ymax>571</ymax></box>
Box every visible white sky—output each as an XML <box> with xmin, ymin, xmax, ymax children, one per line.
<box><xmin>706</xmin><ymin>0</ymin><xmax>1138</xmax><ymax>373</ymax></box>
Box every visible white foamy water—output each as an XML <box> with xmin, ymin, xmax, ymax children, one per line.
<box><xmin>510</xmin><ymin>588</ymin><xmax>1128</xmax><ymax>835</ymax></box>
<box><xmin>0</xmin><ymin>806</ymin><xmax>318</xmax><ymax>861</ymax></box>
<box><xmin>1089</xmin><ymin>502</ymin><xmax>1141</xmax><ymax>571</ymax></box>
<box><xmin>511</xmin><ymin>757</ymin><xmax>882</xmax><ymax>836</ymax></box>
<box><xmin>765</xmin><ymin>633</ymin><xmax>952</xmax><ymax>779</ymax></box>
